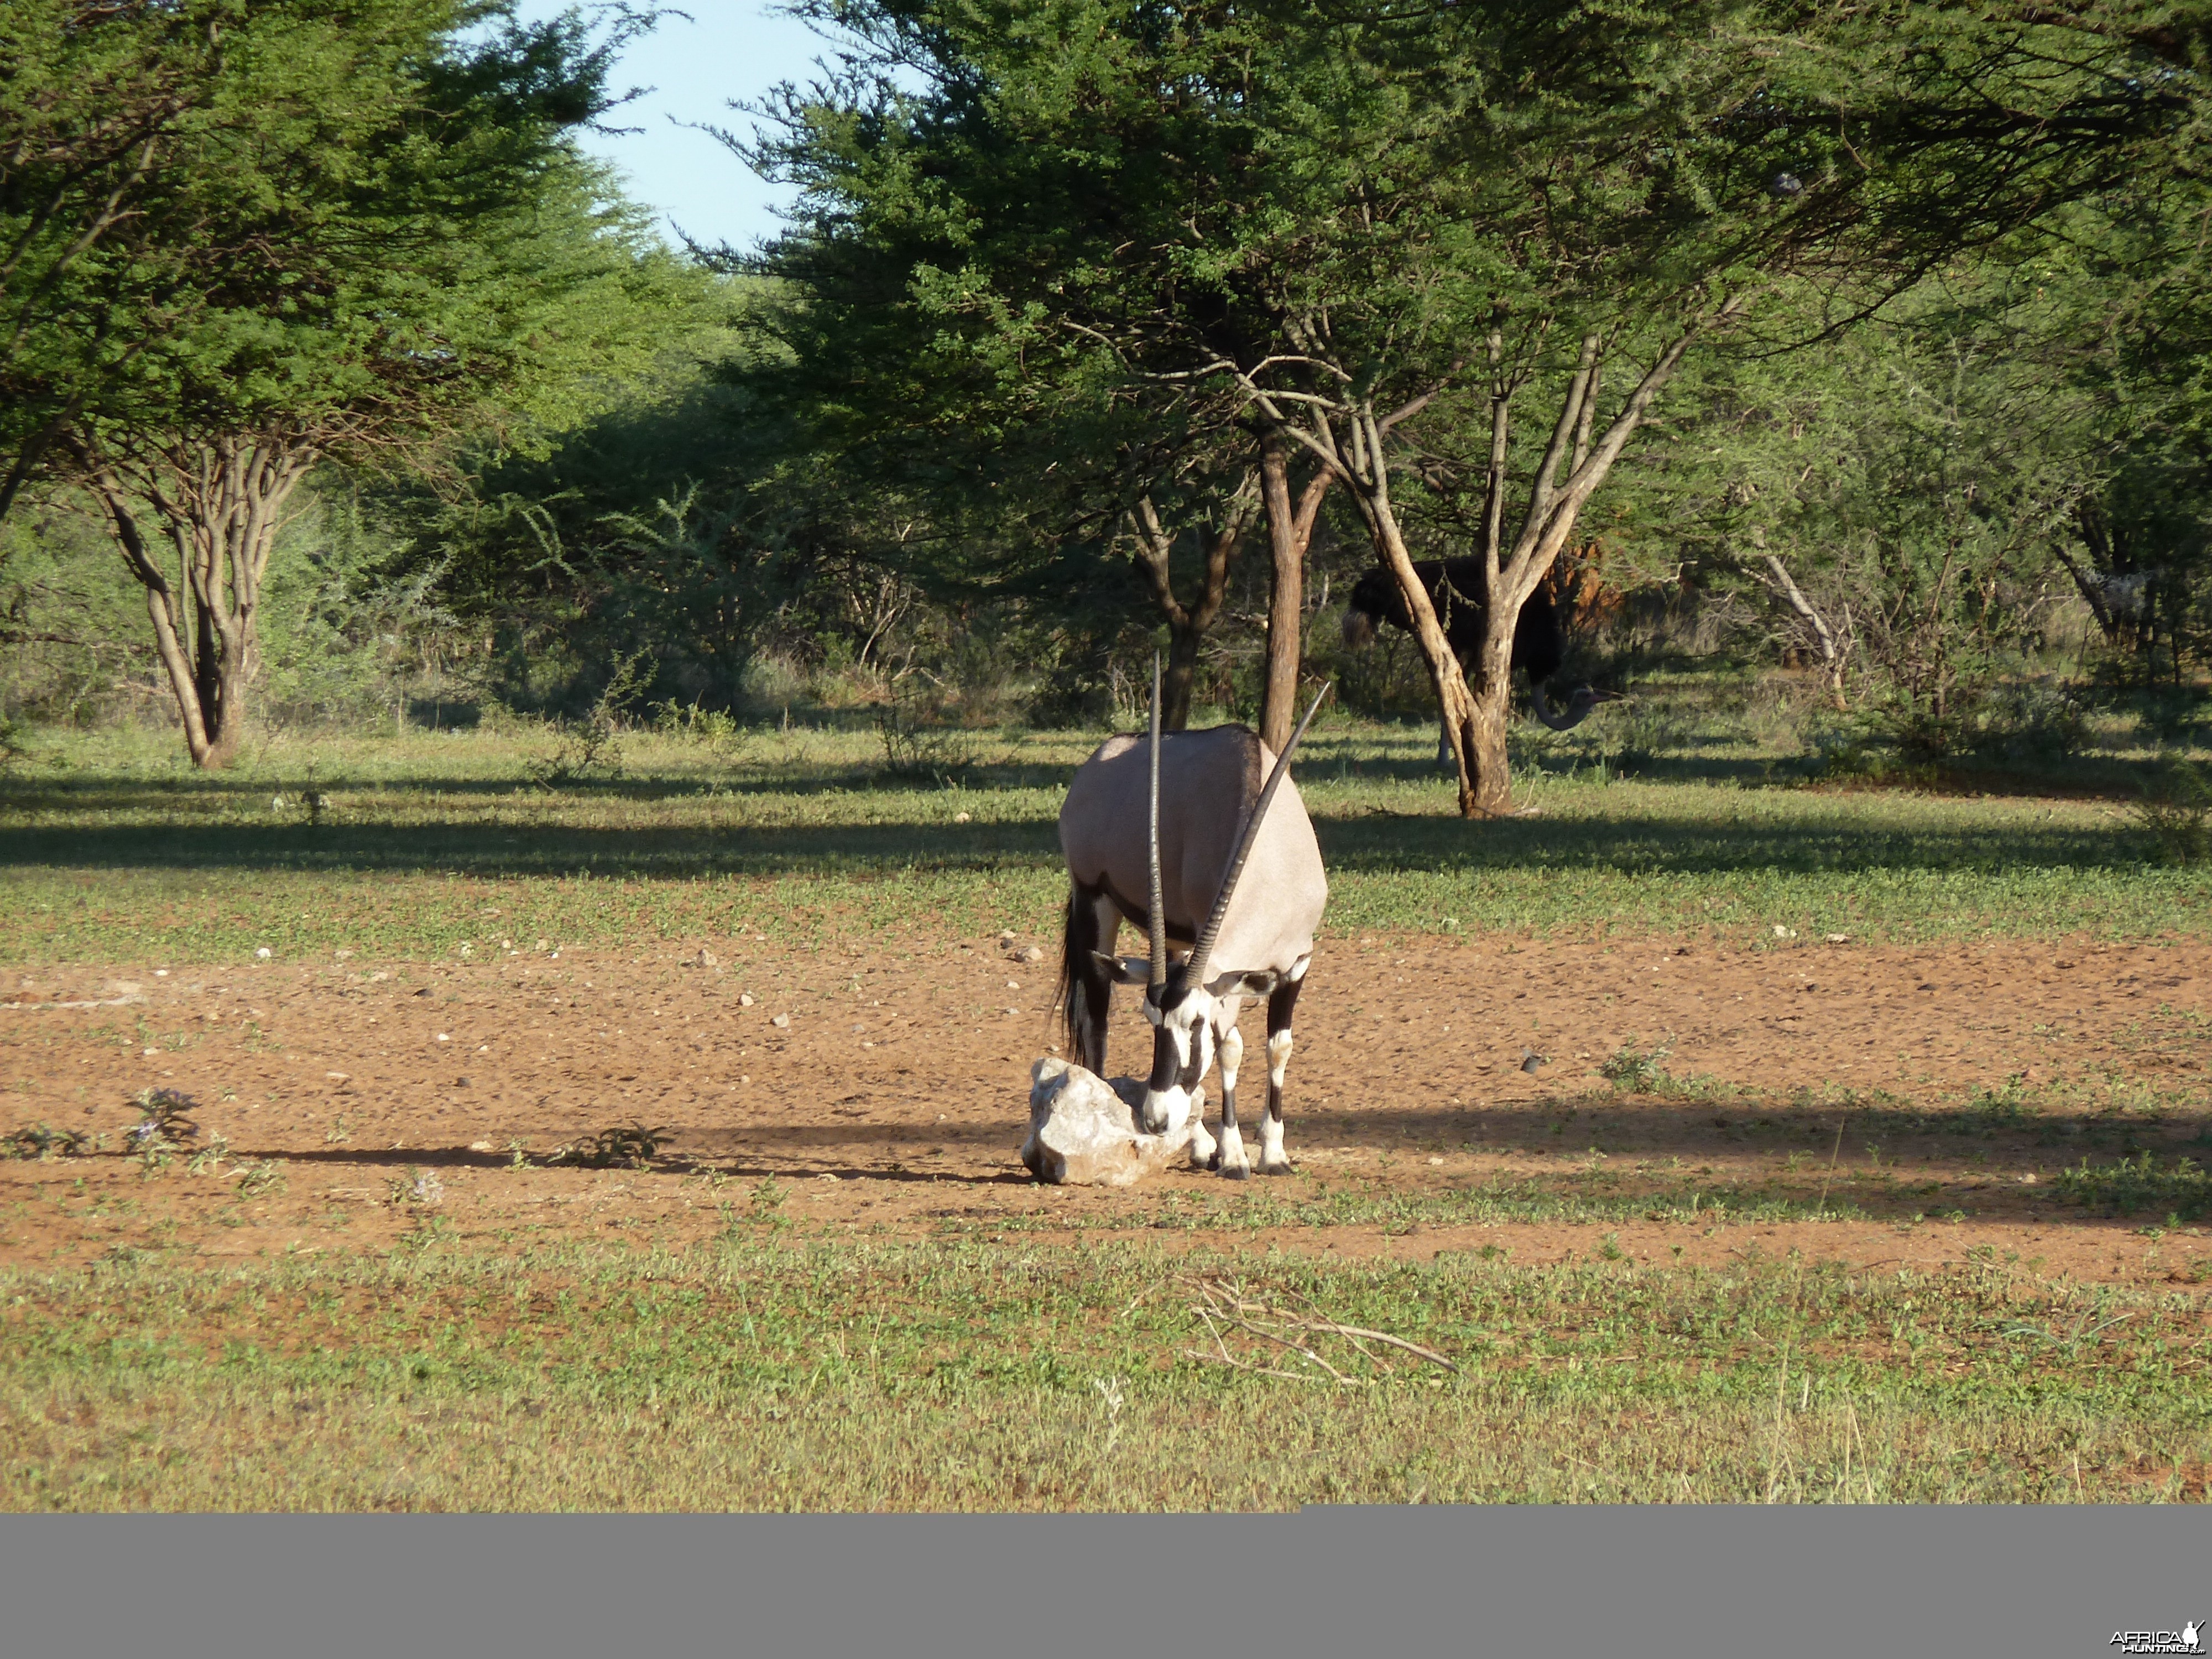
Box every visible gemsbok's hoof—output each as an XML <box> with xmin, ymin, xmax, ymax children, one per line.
<box><xmin>1257</xmin><ymin>1157</ymin><xmax>1293</xmax><ymax>1177</ymax></box>
<box><xmin>1218</xmin><ymin>1159</ymin><xmax>1250</xmax><ymax>1181</ymax></box>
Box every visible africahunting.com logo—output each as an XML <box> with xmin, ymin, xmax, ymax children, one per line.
<box><xmin>2111</xmin><ymin>1623</ymin><xmax>2201</xmax><ymax>1655</ymax></box>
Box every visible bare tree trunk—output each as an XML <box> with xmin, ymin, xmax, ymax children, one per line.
<box><xmin>1332</xmin><ymin>409</ymin><xmax>1494</xmax><ymax>816</ymax></box>
<box><xmin>1761</xmin><ymin>552</ymin><xmax>1850</xmax><ymax>708</ymax></box>
<box><xmin>70</xmin><ymin>429</ymin><xmax>310</xmax><ymax>767</ymax></box>
<box><xmin>1128</xmin><ymin>477</ymin><xmax>1256</xmax><ymax>729</ymax></box>
<box><xmin>1257</xmin><ymin>433</ymin><xmax>1332</xmax><ymax>752</ymax></box>
<box><xmin>1431</xmin><ymin>330</ymin><xmax>1690</xmax><ymax>813</ymax></box>
<box><xmin>1236</xmin><ymin>301</ymin><xmax>1736</xmax><ymax>817</ymax></box>
<box><xmin>1448</xmin><ymin>326</ymin><xmax>1705</xmax><ymax>811</ymax></box>
<box><xmin>2051</xmin><ymin>546</ymin><xmax>2120</xmax><ymax>644</ymax></box>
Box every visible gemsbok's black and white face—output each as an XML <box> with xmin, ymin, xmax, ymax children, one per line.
<box><xmin>1139</xmin><ymin>974</ymin><xmax>1213</xmax><ymax>1136</ymax></box>
<box><xmin>1095</xmin><ymin>954</ymin><xmax>1295</xmax><ymax>1177</ymax></box>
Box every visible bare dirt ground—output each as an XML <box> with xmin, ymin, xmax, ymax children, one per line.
<box><xmin>4</xmin><ymin>931</ymin><xmax>2208</xmax><ymax>1285</ymax></box>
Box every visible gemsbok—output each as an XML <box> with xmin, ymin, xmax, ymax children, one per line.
<box><xmin>1056</xmin><ymin>661</ymin><xmax>1329</xmax><ymax>1178</ymax></box>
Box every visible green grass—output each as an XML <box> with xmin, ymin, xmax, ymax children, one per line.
<box><xmin>7</xmin><ymin>708</ymin><xmax>2207</xmax><ymax>1509</ymax></box>
<box><xmin>2053</xmin><ymin>1154</ymin><xmax>2212</xmax><ymax>1224</ymax></box>
<box><xmin>4</xmin><ymin>1235</ymin><xmax>2206</xmax><ymax>1509</ymax></box>
<box><xmin>2</xmin><ymin>717</ymin><xmax>2202</xmax><ymax>963</ymax></box>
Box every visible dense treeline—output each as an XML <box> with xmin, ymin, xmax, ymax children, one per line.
<box><xmin>2</xmin><ymin>1</ymin><xmax>2208</xmax><ymax>807</ymax></box>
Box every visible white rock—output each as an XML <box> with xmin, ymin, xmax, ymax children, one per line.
<box><xmin>739</xmin><ymin>992</ymin><xmax>756</xmax><ymax>1007</ymax></box>
<box><xmin>1019</xmin><ymin>1057</ymin><xmax>1195</xmax><ymax>1187</ymax></box>
<box><xmin>1018</xmin><ymin>945</ymin><xmax>1046</xmax><ymax>964</ymax></box>
<box><xmin>770</xmin><ymin>1013</ymin><xmax>790</xmax><ymax>1028</ymax></box>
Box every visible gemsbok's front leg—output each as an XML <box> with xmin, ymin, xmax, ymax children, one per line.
<box><xmin>1186</xmin><ymin>1056</ymin><xmax>1219</xmax><ymax>1172</ymax></box>
<box><xmin>1257</xmin><ymin>968</ymin><xmax>1306</xmax><ymax>1176</ymax></box>
<box><xmin>1213</xmin><ymin>1020</ymin><xmax>1249</xmax><ymax>1180</ymax></box>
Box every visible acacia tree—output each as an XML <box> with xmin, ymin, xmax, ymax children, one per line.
<box><xmin>745</xmin><ymin>0</ymin><xmax>1344</xmax><ymax>743</ymax></box>
<box><xmin>53</xmin><ymin>2</ymin><xmax>687</xmax><ymax>766</ymax></box>
<box><xmin>763</xmin><ymin>0</ymin><xmax>2192</xmax><ymax>809</ymax></box>
<box><xmin>1</xmin><ymin>1</ymin><xmax>235</xmax><ymax>523</ymax></box>
<box><xmin>1196</xmin><ymin>1</ymin><xmax>2191</xmax><ymax>814</ymax></box>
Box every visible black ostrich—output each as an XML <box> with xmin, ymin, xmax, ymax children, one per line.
<box><xmin>1341</xmin><ymin>559</ymin><xmax>1601</xmax><ymax>766</ymax></box>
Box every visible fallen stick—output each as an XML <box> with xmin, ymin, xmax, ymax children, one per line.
<box><xmin>1298</xmin><ymin>1321</ymin><xmax>1459</xmax><ymax>1373</ymax></box>
<box><xmin>1181</xmin><ymin>1349</ymin><xmax>1331</xmax><ymax>1384</ymax></box>
<box><xmin>1198</xmin><ymin>1276</ymin><xmax>1460</xmax><ymax>1373</ymax></box>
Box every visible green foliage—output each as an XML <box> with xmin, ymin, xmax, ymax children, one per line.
<box><xmin>9</xmin><ymin>2</ymin><xmax>704</xmax><ymax>766</ymax></box>
<box><xmin>125</xmin><ymin>1087</ymin><xmax>200</xmax><ymax>1172</ymax></box>
<box><xmin>525</xmin><ymin>649</ymin><xmax>653</xmax><ymax>787</ymax></box>
<box><xmin>2054</xmin><ymin>1154</ymin><xmax>2211</xmax><ymax>1224</ymax></box>
<box><xmin>874</xmin><ymin>686</ymin><xmax>982</xmax><ymax>782</ymax></box>
<box><xmin>1599</xmin><ymin>1045</ymin><xmax>1679</xmax><ymax>1097</ymax></box>
<box><xmin>2127</xmin><ymin>764</ymin><xmax>2212</xmax><ymax>865</ymax></box>
<box><xmin>6</xmin><ymin>1239</ymin><xmax>2211</xmax><ymax>1507</ymax></box>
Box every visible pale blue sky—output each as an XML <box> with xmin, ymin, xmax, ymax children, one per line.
<box><xmin>511</xmin><ymin>1</ymin><xmax>836</xmax><ymax>255</ymax></box>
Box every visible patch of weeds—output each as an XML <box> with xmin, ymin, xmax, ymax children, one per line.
<box><xmin>387</xmin><ymin>1167</ymin><xmax>445</xmax><ymax>1208</ymax></box>
<box><xmin>545</xmin><ymin>1124</ymin><xmax>670</xmax><ymax>1171</ymax></box>
<box><xmin>324</xmin><ymin>1115</ymin><xmax>351</xmax><ymax>1145</ymax></box>
<box><xmin>1598</xmin><ymin>1043</ymin><xmax>1703</xmax><ymax>1098</ymax></box>
<box><xmin>4</xmin><ymin>1123</ymin><xmax>92</xmax><ymax>1161</ymax></box>
<box><xmin>874</xmin><ymin>690</ymin><xmax>981</xmax><ymax>783</ymax></box>
<box><xmin>126</xmin><ymin>1088</ymin><xmax>200</xmax><ymax>1172</ymax></box>
<box><xmin>1804</xmin><ymin>727</ymin><xmax>1932</xmax><ymax>788</ymax></box>
<box><xmin>1964</xmin><ymin>1074</ymin><xmax>2041</xmax><ymax>1131</ymax></box>
<box><xmin>2127</xmin><ymin>763</ymin><xmax>2211</xmax><ymax>865</ymax></box>
<box><xmin>395</xmin><ymin>1212</ymin><xmax>454</xmax><ymax>1251</ymax></box>
<box><xmin>186</xmin><ymin>1132</ymin><xmax>232</xmax><ymax>1176</ymax></box>
<box><xmin>505</xmin><ymin>1139</ymin><xmax>529</xmax><ymax>1170</ymax></box>
<box><xmin>651</xmin><ymin>698</ymin><xmax>745</xmax><ymax>758</ymax></box>
<box><xmin>1606</xmin><ymin>702</ymin><xmax>1694</xmax><ymax>778</ymax></box>
<box><xmin>744</xmin><ymin>1175</ymin><xmax>790</xmax><ymax>1230</ymax></box>
<box><xmin>1968</xmin><ymin>679</ymin><xmax>2090</xmax><ymax>764</ymax></box>
<box><xmin>2054</xmin><ymin>1154</ymin><xmax>2210</xmax><ymax>1223</ymax></box>
<box><xmin>529</xmin><ymin>650</ymin><xmax>651</xmax><ymax>789</ymax></box>
<box><xmin>233</xmin><ymin>1160</ymin><xmax>284</xmax><ymax>1198</ymax></box>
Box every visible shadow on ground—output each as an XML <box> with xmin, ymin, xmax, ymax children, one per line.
<box><xmin>0</xmin><ymin>801</ymin><xmax>2153</xmax><ymax>883</ymax></box>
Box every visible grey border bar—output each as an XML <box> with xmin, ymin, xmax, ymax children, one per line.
<box><xmin>2</xmin><ymin>1507</ymin><xmax>2203</xmax><ymax>1658</ymax></box>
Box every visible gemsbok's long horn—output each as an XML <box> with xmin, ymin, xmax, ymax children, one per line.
<box><xmin>1146</xmin><ymin>652</ymin><xmax>1167</xmax><ymax>991</ymax></box>
<box><xmin>1186</xmin><ymin>681</ymin><xmax>1332</xmax><ymax>987</ymax></box>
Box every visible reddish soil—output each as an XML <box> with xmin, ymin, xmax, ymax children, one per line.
<box><xmin>3</xmin><ymin>931</ymin><xmax>2208</xmax><ymax>1286</ymax></box>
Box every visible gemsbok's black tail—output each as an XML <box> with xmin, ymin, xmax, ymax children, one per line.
<box><xmin>1056</xmin><ymin>883</ymin><xmax>1088</xmax><ymax>1058</ymax></box>
<box><xmin>1057</xmin><ymin>880</ymin><xmax>1117</xmax><ymax>1073</ymax></box>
